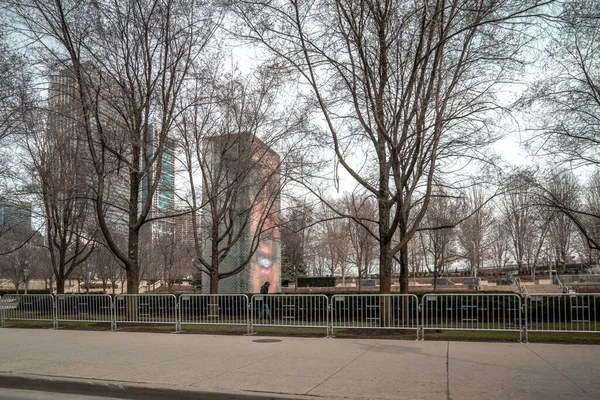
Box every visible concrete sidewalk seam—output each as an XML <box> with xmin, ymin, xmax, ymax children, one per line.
<box><xmin>445</xmin><ymin>341</ymin><xmax>450</xmax><ymax>400</ymax></box>
<box><xmin>522</xmin><ymin>344</ymin><xmax>594</xmax><ymax>399</ymax></box>
<box><xmin>304</xmin><ymin>341</ymin><xmax>379</xmax><ymax>396</ymax></box>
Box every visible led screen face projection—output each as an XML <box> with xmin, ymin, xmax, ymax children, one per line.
<box><xmin>201</xmin><ymin>133</ymin><xmax>281</xmax><ymax>294</ymax></box>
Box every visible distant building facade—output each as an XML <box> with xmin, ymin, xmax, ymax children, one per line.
<box><xmin>0</xmin><ymin>199</ymin><xmax>32</xmax><ymax>233</ymax></box>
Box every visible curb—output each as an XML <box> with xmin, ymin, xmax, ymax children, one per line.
<box><xmin>0</xmin><ymin>373</ymin><xmax>313</xmax><ymax>400</ymax></box>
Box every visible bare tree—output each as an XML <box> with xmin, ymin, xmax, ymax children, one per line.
<box><xmin>459</xmin><ymin>187</ymin><xmax>492</xmax><ymax>277</ymax></box>
<box><xmin>236</xmin><ymin>0</ymin><xmax>548</xmax><ymax>294</ymax></box>
<box><xmin>177</xmin><ymin>65</ymin><xmax>309</xmax><ymax>293</ymax></box>
<box><xmin>521</xmin><ymin>1</ymin><xmax>600</xmax><ymax>252</ymax></box>
<box><xmin>345</xmin><ymin>193</ymin><xmax>378</xmax><ymax>290</ymax></box>
<box><xmin>545</xmin><ymin>171</ymin><xmax>580</xmax><ymax>273</ymax></box>
<box><xmin>318</xmin><ymin>203</ymin><xmax>352</xmax><ymax>283</ymax></box>
<box><xmin>281</xmin><ymin>200</ymin><xmax>313</xmax><ymax>291</ymax></box>
<box><xmin>489</xmin><ymin>212</ymin><xmax>511</xmax><ymax>270</ymax></box>
<box><xmin>11</xmin><ymin>0</ymin><xmax>220</xmax><ymax>294</ymax></box>
<box><xmin>502</xmin><ymin>170</ymin><xmax>538</xmax><ymax>274</ymax></box>
<box><xmin>422</xmin><ymin>192</ymin><xmax>459</xmax><ymax>289</ymax></box>
<box><xmin>25</xmin><ymin>91</ymin><xmax>96</xmax><ymax>294</ymax></box>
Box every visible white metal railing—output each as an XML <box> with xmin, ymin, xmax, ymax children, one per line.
<box><xmin>421</xmin><ymin>294</ymin><xmax>523</xmax><ymax>341</ymax></box>
<box><xmin>525</xmin><ymin>293</ymin><xmax>599</xmax><ymax>342</ymax></box>
<box><xmin>330</xmin><ymin>294</ymin><xmax>419</xmax><ymax>338</ymax></box>
<box><xmin>56</xmin><ymin>294</ymin><xmax>114</xmax><ymax>329</ymax></box>
<box><xmin>1</xmin><ymin>294</ymin><xmax>56</xmax><ymax>328</ymax></box>
<box><xmin>113</xmin><ymin>294</ymin><xmax>178</xmax><ymax>331</ymax></box>
<box><xmin>179</xmin><ymin>294</ymin><xmax>249</xmax><ymax>333</ymax></box>
<box><xmin>250</xmin><ymin>294</ymin><xmax>329</xmax><ymax>335</ymax></box>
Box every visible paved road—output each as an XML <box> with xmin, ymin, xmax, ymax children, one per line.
<box><xmin>0</xmin><ymin>329</ymin><xmax>599</xmax><ymax>399</ymax></box>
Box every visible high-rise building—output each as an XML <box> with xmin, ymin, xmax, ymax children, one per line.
<box><xmin>201</xmin><ymin>133</ymin><xmax>281</xmax><ymax>294</ymax></box>
<box><xmin>0</xmin><ymin>199</ymin><xmax>32</xmax><ymax>233</ymax></box>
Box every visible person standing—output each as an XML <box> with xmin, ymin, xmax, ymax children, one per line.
<box><xmin>258</xmin><ymin>281</ymin><xmax>272</xmax><ymax>322</ymax></box>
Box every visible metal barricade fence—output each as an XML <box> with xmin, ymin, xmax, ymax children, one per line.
<box><xmin>56</xmin><ymin>294</ymin><xmax>114</xmax><ymax>329</ymax></box>
<box><xmin>250</xmin><ymin>294</ymin><xmax>329</xmax><ymax>336</ymax></box>
<box><xmin>1</xmin><ymin>294</ymin><xmax>56</xmax><ymax>328</ymax></box>
<box><xmin>421</xmin><ymin>293</ymin><xmax>523</xmax><ymax>341</ymax></box>
<box><xmin>330</xmin><ymin>294</ymin><xmax>420</xmax><ymax>338</ymax></box>
<box><xmin>113</xmin><ymin>294</ymin><xmax>178</xmax><ymax>331</ymax></box>
<box><xmin>525</xmin><ymin>293</ymin><xmax>599</xmax><ymax>342</ymax></box>
<box><xmin>179</xmin><ymin>294</ymin><xmax>250</xmax><ymax>333</ymax></box>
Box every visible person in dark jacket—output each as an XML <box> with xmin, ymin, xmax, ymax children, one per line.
<box><xmin>258</xmin><ymin>281</ymin><xmax>271</xmax><ymax>322</ymax></box>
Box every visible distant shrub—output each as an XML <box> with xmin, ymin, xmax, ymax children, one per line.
<box><xmin>297</xmin><ymin>277</ymin><xmax>336</xmax><ymax>287</ymax></box>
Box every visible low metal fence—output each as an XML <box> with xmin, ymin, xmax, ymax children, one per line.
<box><xmin>56</xmin><ymin>294</ymin><xmax>114</xmax><ymax>329</ymax></box>
<box><xmin>330</xmin><ymin>294</ymin><xmax>420</xmax><ymax>338</ymax></box>
<box><xmin>1</xmin><ymin>294</ymin><xmax>56</xmax><ymax>328</ymax></box>
<box><xmin>179</xmin><ymin>294</ymin><xmax>249</xmax><ymax>333</ymax></box>
<box><xmin>525</xmin><ymin>293</ymin><xmax>600</xmax><ymax>342</ymax></box>
<box><xmin>113</xmin><ymin>294</ymin><xmax>178</xmax><ymax>331</ymax></box>
<box><xmin>250</xmin><ymin>294</ymin><xmax>329</xmax><ymax>335</ymax></box>
<box><xmin>421</xmin><ymin>294</ymin><xmax>523</xmax><ymax>341</ymax></box>
<box><xmin>4</xmin><ymin>292</ymin><xmax>600</xmax><ymax>342</ymax></box>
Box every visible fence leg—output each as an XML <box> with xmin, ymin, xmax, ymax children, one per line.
<box><xmin>53</xmin><ymin>300</ymin><xmax>58</xmax><ymax>329</ymax></box>
<box><xmin>1</xmin><ymin>297</ymin><xmax>5</xmax><ymax>328</ymax></box>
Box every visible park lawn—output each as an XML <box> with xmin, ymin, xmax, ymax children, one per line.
<box><xmin>3</xmin><ymin>320</ymin><xmax>600</xmax><ymax>344</ymax></box>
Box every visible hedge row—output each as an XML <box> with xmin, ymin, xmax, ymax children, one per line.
<box><xmin>296</xmin><ymin>277</ymin><xmax>337</xmax><ymax>287</ymax></box>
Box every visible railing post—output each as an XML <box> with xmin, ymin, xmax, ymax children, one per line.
<box><xmin>523</xmin><ymin>296</ymin><xmax>528</xmax><ymax>343</ymax></box>
<box><xmin>327</xmin><ymin>298</ymin><xmax>331</xmax><ymax>338</ymax></box>
<box><xmin>420</xmin><ymin>295</ymin><xmax>426</xmax><ymax>341</ymax></box>
<box><xmin>1</xmin><ymin>295</ymin><xmax>5</xmax><ymax>328</ymax></box>
<box><xmin>248</xmin><ymin>297</ymin><xmax>254</xmax><ymax>335</ymax></box>
<box><xmin>416</xmin><ymin>295</ymin><xmax>421</xmax><ymax>341</ymax></box>
<box><xmin>52</xmin><ymin>295</ymin><xmax>58</xmax><ymax>329</ymax></box>
<box><xmin>110</xmin><ymin>295</ymin><xmax>116</xmax><ymax>331</ymax></box>
<box><xmin>176</xmin><ymin>298</ymin><xmax>181</xmax><ymax>333</ymax></box>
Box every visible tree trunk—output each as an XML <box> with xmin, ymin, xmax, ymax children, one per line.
<box><xmin>126</xmin><ymin>230</ymin><xmax>140</xmax><ymax>294</ymax></box>
<box><xmin>399</xmin><ymin>247</ymin><xmax>409</xmax><ymax>295</ymax></box>
<box><xmin>379</xmin><ymin>243</ymin><xmax>393</xmax><ymax>294</ymax></box>
<box><xmin>210</xmin><ymin>271</ymin><xmax>219</xmax><ymax>294</ymax></box>
<box><xmin>56</xmin><ymin>278</ymin><xmax>65</xmax><ymax>295</ymax></box>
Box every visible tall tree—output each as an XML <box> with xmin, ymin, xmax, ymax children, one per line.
<box><xmin>459</xmin><ymin>187</ymin><xmax>492</xmax><ymax>277</ymax></box>
<box><xmin>523</xmin><ymin>1</ymin><xmax>600</xmax><ymax>250</ymax></box>
<box><xmin>280</xmin><ymin>200</ymin><xmax>313</xmax><ymax>291</ymax></box>
<box><xmin>236</xmin><ymin>0</ymin><xmax>548</xmax><ymax>293</ymax></box>
<box><xmin>12</xmin><ymin>0</ymin><xmax>220</xmax><ymax>293</ymax></box>
<box><xmin>422</xmin><ymin>192</ymin><xmax>459</xmax><ymax>289</ymax></box>
<box><xmin>345</xmin><ymin>193</ymin><xmax>378</xmax><ymax>290</ymax></box>
<box><xmin>177</xmin><ymin>68</ymin><xmax>307</xmax><ymax>293</ymax></box>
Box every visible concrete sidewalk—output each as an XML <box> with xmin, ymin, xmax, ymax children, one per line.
<box><xmin>0</xmin><ymin>329</ymin><xmax>598</xmax><ymax>399</ymax></box>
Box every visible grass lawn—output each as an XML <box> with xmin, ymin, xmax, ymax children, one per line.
<box><xmin>3</xmin><ymin>319</ymin><xmax>600</xmax><ymax>344</ymax></box>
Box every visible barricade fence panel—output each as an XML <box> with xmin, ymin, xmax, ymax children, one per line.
<box><xmin>330</xmin><ymin>294</ymin><xmax>419</xmax><ymax>337</ymax></box>
<box><xmin>56</xmin><ymin>294</ymin><xmax>113</xmax><ymax>328</ymax></box>
<box><xmin>113</xmin><ymin>294</ymin><xmax>178</xmax><ymax>331</ymax></box>
<box><xmin>179</xmin><ymin>294</ymin><xmax>249</xmax><ymax>332</ymax></box>
<box><xmin>5</xmin><ymin>293</ymin><xmax>600</xmax><ymax>341</ymax></box>
<box><xmin>525</xmin><ymin>294</ymin><xmax>600</xmax><ymax>341</ymax></box>
<box><xmin>422</xmin><ymin>294</ymin><xmax>522</xmax><ymax>340</ymax></box>
<box><xmin>250</xmin><ymin>294</ymin><xmax>329</xmax><ymax>335</ymax></box>
<box><xmin>1</xmin><ymin>294</ymin><xmax>56</xmax><ymax>327</ymax></box>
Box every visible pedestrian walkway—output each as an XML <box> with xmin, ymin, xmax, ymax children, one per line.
<box><xmin>0</xmin><ymin>329</ymin><xmax>598</xmax><ymax>399</ymax></box>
